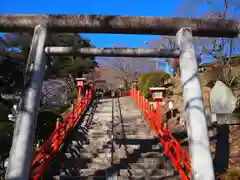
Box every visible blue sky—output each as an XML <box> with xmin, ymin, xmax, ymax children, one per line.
<box><xmin>2</xmin><ymin>0</ymin><xmax>237</xmax><ymax>72</ymax></box>
<box><xmin>0</xmin><ymin>0</ymin><xmax>183</xmax><ymax>48</ymax></box>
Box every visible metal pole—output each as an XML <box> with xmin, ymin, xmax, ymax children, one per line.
<box><xmin>176</xmin><ymin>28</ymin><xmax>214</xmax><ymax>180</ymax></box>
<box><xmin>6</xmin><ymin>24</ymin><xmax>48</xmax><ymax>180</ymax></box>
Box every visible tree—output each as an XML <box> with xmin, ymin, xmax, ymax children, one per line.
<box><xmin>0</xmin><ymin>33</ymin><xmax>97</xmax><ymax>121</ymax></box>
<box><xmin>4</xmin><ymin>33</ymin><xmax>97</xmax><ymax>79</ymax></box>
<box><xmin>142</xmin><ymin>71</ymin><xmax>170</xmax><ymax>97</ymax></box>
<box><xmin>137</xmin><ymin>70</ymin><xmax>170</xmax><ymax>97</ymax></box>
<box><xmin>0</xmin><ymin>37</ymin><xmax>7</xmax><ymax>64</ymax></box>
<box><xmin>177</xmin><ymin>0</ymin><xmax>240</xmax><ymax>58</ymax></box>
<box><xmin>147</xmin><ymin>35</ymin><xmax>203</xmax><ymax>76</ymax></box>
<box><xmin>0</xmin><ymin>33</ymin><xmax>97</xmax><ymax>171</ymax></box>
<box><xmin>1</xmin><ymin>33</ymin><xmax>97</xmax><ymax>111</ymax></box>
<box><xmin>98</xmin><ymin>45</ymin><xmax>155</xmax><ymax>90</ymax></box>
<box><xmin>99</xmin><ymin>58</ymin><xmax>148</xmax><ymax>90</ymax></box>
<box><xmin>177</xmin><ymin>0</ymin><xmax>240</xmax><ymax>91</ymax></box>
<box><xmin>86</xmin><ymin>67</ymin><xmax>102</xmax><ymax>83</ymax></box>
<box><xmin>48</xmin><ymin>34</ymin><xmax>97</xmax><ymax>78</ymax></box>
<box><xmin>177</xmin><ymin>0</ymin><xmax>240</xmax><ymax>19</ymax></box>
<box><xmin>138</xmin><ymin>71</ymin><xmax>159</xmax><ymax>91</ymax></box>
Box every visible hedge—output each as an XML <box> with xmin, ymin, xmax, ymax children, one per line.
<box><xmin>138</xmin><ymin>71</ymin><xmax>159</xmax><ymax>91</ymax></box>
<box><xmin>140</xmin><ymin>71</ymin><xmax>170</xmax><ymax>97</ymax></box>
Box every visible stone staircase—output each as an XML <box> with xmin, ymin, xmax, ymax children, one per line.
<box><xmin>43</xmin><ymin>97</ymin><xmax>180</xmax><ymax>180</ymax></box>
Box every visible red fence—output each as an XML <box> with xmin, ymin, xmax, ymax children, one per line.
<box><xmin>31</xmin><ymin>87</ymin><xmax>94</xmax><ymax>180</ymax></box>
<box><xmin>130</xmin><ymin>88</ymin><xmax>192</xmax><ymax>180</ymax></box>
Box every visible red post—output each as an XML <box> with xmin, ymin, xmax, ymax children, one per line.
<box><xmin>77</xmin><ymin>86</ymin><xmax>81</xmax><ymax>102</ymax></box>
<box><xmin>75</xmin><ymin>77</ymin><xmax>86</xmax><ymax>120</ymax></box>
<box><xmin>135</xmin><ymin>89</ymin><xmax>137</xmax><ymax>101</ymax></box>
<box><xmin>137</xmin><ymin>91</ymin><xmax>140</xmax><ymax>107</ymax></box>
<box><xmin>140</xmin><ymin>95</ymin><xmax>142</xmax><ymax>109</ymax></box>
<box><xmin>76</xmin><ymin>77</ymin><xmax>86</xmax><ymax>102</ymax></box>
<box><xmin>133</xmin><ymin>88</ymin><xmax>135</xmax><ymax>100</ymax></box>
<box><xmin>134</xmin><ymin>88</ymin><xmax>136</xmax><ymax>98</ymax></box>
<box><xmin>53</xmin><ymin>117</ymin><xmax>61</xmax><ymax>150</ymax></box>
<box><xmin>156</xmin><ymin>101</ymin><xmax>162</xmax><ymax>130</ymax></box>
<box><xmin>130</xmin><ymin>86</ymin><xmax>191</xmax><ymax>179</ymax></box>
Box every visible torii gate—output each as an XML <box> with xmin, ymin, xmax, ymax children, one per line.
<box><xmin>0</xmin><ymin>14</ymin><xmax>239</xmax><ymax>180</ymax></box>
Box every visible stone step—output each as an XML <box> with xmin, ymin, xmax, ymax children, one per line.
<box><xmin>67</xmin><ymin>151</ymin><xmax>93</xmax><ymax>158</ymax></box>
<box><xmin>81</xmin><ymin>142</ymin><xmax>111</xmax><ymax>148</ymax></box>
<box><xmin>87</xmin><ymin>137</ymin><xmax>110</xmax><ymax>141</ymax></box>
<box><xmin>64</xmin><ymin>149</ymin><xmax>112</xmax><ymax>160</ymax></box>
<box><xmin>84</xmin><ymin>158</ymin><xmax>170</xmax><ymax>170</ymax></box>
<box><xmin>90</xmin><ymin>156</ymin><xmax>112</xmax><ymax>164</ymax></box>
<box><xmin>114</xmin><ymin>147</ymin><xmax>165</xmax><ymax>161</ymax></box>
<box><xmin>120</xmin><ymin>160</ymin><xmax>168</xmax><ymax>169</ymax></box>
<box><xmin>114</xmin><ymin>132</ymin><xmax>152</xmax><ymax>137</ymax></box>
<box><xmin>46</xmin><ymin>97</ymin><xmax>181</xmax><ymax>180</ymax></box>
<box><xmin>118</xmin><ymin>174</ymin><xmax>181</xmax><ymax>180</ymax></box>
<box><xmin>85</xmin><ymin>161</ymin><xmax>167</xmax><ymax>170</ymax></box>
<box><xmin>114</xmin><ymin>150</ymin><xmax>163</xmax><ymax>160</ymax></box>
<box><xmin>113</xmin><ymin>139</ymin><xmax>160</xmax><ymax>150</ymax></box>
<box><xmin>87</xmin><ymin>131</ymin><xmax>108</xmax><ymax>135</ymax></box>
<box><xmin>140</xmin><ymin>151</ymin><xmax>164</xmax><ymax>158</ymax></box>
<box><xmin>119</xmin><ymin>168</ymin><xmax>176</xmax><ymax>178</ymax></box>
<box><xmin>79</xmin><ymin>147</ymin><xmax>111</xmax><ymax>154</ymax></box>
<box><xmin>114</xmin><ymin>145</ymin><xmax>161</xmax><ymax>152</ymax></box>
<box><xmin>53</xmin><ymin>175</ymin><xmax>105</xmax><ymax>180</ymax></box>
<box><xmin>78</xmin><ymin>168</ymin><xmax>106</xmax><ymax>176</ymax></box>
<box><xmin>136</xmin><ymin>157</ymin><xmax>168</xmax><ymax>164</ymax></box>
<box><xmin>114</xmin><ymin>137</ymin><xmax>158</xmax><ymax>143</ymax></box>
<box><xmin>54</xmin><ymin>174</ymin><xmax>180</xmax><ymax>180</ymax></box>
<box><xmin>114</xmin><ymin>151</ymin><xmax>164</xmax><ymax>160</ymax></box>
<box><xmin>86</xmin><ymin>163</ymin><xmax>110</xmax><ymax>170</ymax></box>
<box><xmin>87</xmin><ymin>134</ymin><xmax>109</xmax><ymax>139</ymax></box>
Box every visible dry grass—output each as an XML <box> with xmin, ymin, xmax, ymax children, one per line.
<box><xmin>218</xmin><ymin>168</ymin><xmax>240</xmax><ymax>180</ymax></box>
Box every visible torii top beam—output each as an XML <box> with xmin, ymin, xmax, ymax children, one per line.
<box><xmin>0</xmin><ymin>14</ymin><xmax>239</xmax><ymax>37</ymax></box>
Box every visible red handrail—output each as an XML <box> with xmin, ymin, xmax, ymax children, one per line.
<box><xmin>31</xmin><ymin>88</ymin><xmax>94</xmax><ymax>179</ymax></box>
<box><xmin>130</xmin><ymin>88</ymin><xmax>192</xmax><ymax>179</ymax></box>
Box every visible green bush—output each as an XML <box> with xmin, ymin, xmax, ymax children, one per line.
<box><xmin>35</xmin><ymin>110</ymin><xmax>63</xmax><ymax>144</ymax></box>
<box><xmin>142</xmin><ymin>71</ymin><xmax>170</xmax><ymax>97</ymax></box>
<box><xmin>138</xmin><ymin>71</ymin><xmax>157</xmax><ymax>91</ymax></box>
<box><xmin>67</xmin><ymin>87</ymin><xmax>78</xmax><ymax>104</ymax></box>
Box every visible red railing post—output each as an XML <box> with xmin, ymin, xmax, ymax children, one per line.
<box><xmin>77</xmin><ymin>86</ymin><xmax>81</xmax><ymax>102</ymax></box>
<box><xmin>133</xmin><ymin>88</ymin><xmax>135</xmax><ymax>99</ymax></box>
<box><xmin>53</xmin><ymin>118</ymin><xmax>61</xmax><ymax>152</ymax></box>
<box><xmin>140</xmin><ymin>95</ymin><xmax>142</xmax><ymax>109</ymax></box>
<box><xmin>135</xmin><ymin>88</ymin><xmax>137</xmax><ymax>102</ymax></box>
<box><xmin>133</xmin><ymin>88</ymin><xmax>135</xmax><ymax>100</ymax></box>
<box><xmin>138</xmin><ymin>91</ymin><xmax>140</xmax><ymax>107</ymax></box>
<box><xmin>130</xmin><ymin>86</ymin><xmax>192</xmax><ymax>179</ymax></box>
<box><xmin>156</xmin><ymin>101</ymin><xmax>161</xmax><ymax>130</ymax></box>
<box><xmin>30</xmin><ymin>77</ymin><xmax>97</xmax><ymax>179</ymax></box>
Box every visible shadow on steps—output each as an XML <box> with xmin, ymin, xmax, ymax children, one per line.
<box><xmin>43</xmin><ymin>99</ymin><xmax>100</xmax><ymax>179</ymax></box>
<box><xmin>91</xmin><ymin>138</ymin><xmax>177</xmax><ymax>178</ymax></box>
